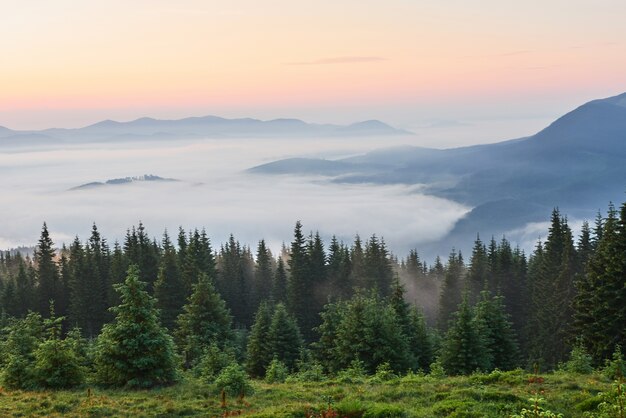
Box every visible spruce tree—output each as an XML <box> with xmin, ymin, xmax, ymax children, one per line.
<box><xmin>267</xmin><ymin>303</ymin><xmax>304</xmax><ymax>371</ymax></box>
<box><xmin>32</xmin><ymin>302</ymin><xmax>84</xmax><ymax>388</ymax></box>
<box><xmin>574</xmin><ymin>202</ymin><xmax>626</xmax><ymax>362</ymax></box>
<box><xmin>287</xmin><ymin>221</ymin><xmax>315</xmax><ymax>341</ymax></box>
<box><xmin>94</xmin><ymin>265</ymin><xmax>177</xmax><ymax>388</ymax></box>
<box><xmin>474</xmin><ymin>291</ymin><xmax>519</xmax><ymax>370</ymax></box>
<box><xmin>1</xmin><ymin>312</ymin><xmax>43</xmax><ymax>389</ymax></box>
<box><xmin>440</xmin><ymin>295</ymin><xmax>489</xmax><ymax>375</ymax></box>
<box><xmin>333</xmin><ymin>292</ymin><xmax>410</xmax><ymax>373</ymax></box>
<box><xmin>272</xmin><ymin>257</ymin><xmax>288</xmax><ymax>303</ymax></box>
<box><xmin>467</xmin><ymin>235</ymin><xmax>489</xmax><ymax>303</ymax></box>
<box><xmin>527</xmin><ymin>209</ymin><xmax>577</xmax><ymax>369</ymax></box>
<box><xmin>313</xmin><ymin>300</ymin><xmax>346</xmax><ymax>373</ymax></box>
<box><xmin>246</xmin><ymin>301</ymin><xmax>274</xmax><ymax>377</ymax></box>
<box><xmin>176</xmin><ymin>273</ymin><xmax>234</xmax><ymax>368</ymax></box>
<box><xmin>438</xmin><ymin>249</ymin><xmax>465</xmax><ymax>331</ymax></box>
<box><xmin>254</xmin><ymin>240</ymin><xmax>274</xmax><ymax>306</ymax></box>
<box><xmin>35</xmin><ymin>223</ymin><xmax>60</xmax><ymax>315</ymax></box>
<box><xmin>154</xmin><ymin>231</ymin><xmax>185</xmax><ymax>330</ymax></box>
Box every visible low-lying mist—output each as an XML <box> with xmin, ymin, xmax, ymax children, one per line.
<box><xmin>0</xmin><ymin>136</ymin><xmax>470</xmax><ymax>256</ymax></box>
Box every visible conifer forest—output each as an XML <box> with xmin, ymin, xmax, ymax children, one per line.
<box><xmin>0</xmin><ymin>202</ymin><xmax>625</xmax><ymax>416</ymax></box>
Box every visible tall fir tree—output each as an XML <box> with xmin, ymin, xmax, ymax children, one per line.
<box><xmin>34</xmin><ymin>223</ymin><xmax>60</xmax><ymax>315</ymax></box>
<box><xmin>438</xmin><ymin>249</ymin><xmax>465</xmax><ymax>331</ymax></box>
<box><xmin>474</xmin><ymin>291</ymin><xmax>520</xmax><ymax>370</ymax></box>
<box><xmin>176</xmin><ymin>273</ymin><xmax>235</xmax><ymax>368</ymax></box>
<box><xmin>245</xmin><ymin>301</ymin><xmax>274</xmax><ymax>377</ymax></box>
<box><xmin>574</xmin><ymin>203</ymin><xmax>626</xmax><ymax>362</ymax></box>
<box><xmin>440</xmin><ymin>294</ymin><xmax>489</xmax><ymax>375</ymax></box>
<box><xmin>267</xmin><ymin>303</ymin><xmax>304</xmax><ymax>371</ymax></box>
<box><xmin>287</xmin><ymin>221</ymin><xmax>315</xmax><ymax>341</ymax></box>
<box><xmin>272</xmin><ymin>257</ymin><xmax>288</xmax><ymax>304</ymax></box>
<box><xmin>94</xmin><ymin>265</ymin><xmax>177</xmax><ymax>388</ymax></box>
<box><xmin>466</xmin><ymin>235</ymin><xmax>489</xmax><ymax>303</ymax></box>
<box><xmin>154</xmin><ymin>231</ymin><xmax>186</xmax><ymax>330</ymax></box>
<box><xmin>527</xmin><ymin>209</ymin><xmax>577</xmax><ymax>369</ymax></box>
<box><xmin>254</xmin><ymin>240</ymin><xmax>274</xmax><ymax>306</ymax></box>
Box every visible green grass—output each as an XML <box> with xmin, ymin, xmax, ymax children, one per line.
<box><xmin>0</xmin><ymin>370</ymin><xmax>618</xmax><ymax>417</ymax></box>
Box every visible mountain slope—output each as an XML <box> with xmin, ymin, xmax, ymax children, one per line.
<box><xmin>250</xmin><ymin>92</ymin><xmax>626</xmax><ymax>256</ymax></box>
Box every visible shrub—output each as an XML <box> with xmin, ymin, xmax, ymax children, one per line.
<box><xmin>196</xmin><ymin>343</ymin><xmax>236</xmax><ymax>381</ymax></box>
<box><xmin>336</xmin><ymin>359</ymin><xmax>367</xmax><ymax>383</ymax></box>
<box><xmin>214</xmin><ymin>363</ymin><xmax>254</xmax><ymax>398</ymax></box>
<box><xmin>265</xmin><ymin>358</ymin><xmax>289</xmax><ymax>383</ymax></box>
<box><xmin>603</xmin><ymin>345</ymin><xmax>626</xmax><ymax>380</ymax></box>
<box><xmin>563</xmin><ymin>341</ymin><xmax>593</xmax><ymax>374</ymax></box>
<box><xmin>429</xmin><ymin>360</ymin><xmax>446</xmax><ymax>378</ymax></box>
<box><xmin>370</xmin><ymin>362</ymin><xmax>398</xmax><ymax>382</ymax></box>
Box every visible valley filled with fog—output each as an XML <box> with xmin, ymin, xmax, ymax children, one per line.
<box><xmin>0</xmin><ymin>135</ymin><xmax>470</xmax><ymax>257</ymax></box>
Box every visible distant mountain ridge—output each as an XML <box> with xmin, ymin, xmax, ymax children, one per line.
<box><xmin>249</xmin><ymin>92</ymin><xmax>626</xmax><ymax>257</ymax></box>
<box><xmin>0</xmin><ymin>115</ymin><xmax>411</xmax><ymax>146</ymax></box>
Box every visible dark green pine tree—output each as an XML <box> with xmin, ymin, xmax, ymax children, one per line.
<box><xmin>466</xmin><ymin>235</ymin><xmax>489</xmax><ymax>303</ymax></box>
<box><xmin>1</xmin><ymin>311</ymin><xmax>44</xmax><ymax>389</ymax></box>
<box><xmin>154</xmin><ymin>231</ymin><xmax>186</xmax><ymax>330</ymax></box>
<box><xmin>363</xmin><ymin>235</ymin><xmax>393</xmax><ymax>296</ymax></box>
<box><xmin>32</xmin><ymin>302</ymin><xmax>85</xmax><ymax>389</ymax></box>
<box><xmin>56</xmin><ymin>249</ymin><xmax>72</xmax><ymax>319</ymax></box>
<box><xmin>271</xmin><ymin>257</ymin><xmax>288</xmax><ymax>304</ymax></box>
<box><xmin>175</xmin><ymin>273</ymin><xmax>235</xmax><ymax>368</ymax></box>
<box><xmin>439</xmin><ymin>294</ymin><xmax>490</xmax><ymax>375</ymax></box>
<box><xmin>389</xmin><ymin>276</ymin><xmax>433</xmax><ymax>371</ymax></box>
<box><xmin>287</xmin><ymin>221</ymin><xmax>315</xmax><ymax>341</ymax></box>
<box><xmin>86</xmin><ymin>224</ymin><xmax>112</xmax><ymax>333</ymax></box>
<box><xmin>333</xmin><ymin>292</ymin><xmax>410</xmax><ymax>373</ymax></box>
<box><xmin>124</xmin><ymin>223</ymin><xmax>160</xmax><ymax>291</ymax></box>
<box><xmin>349</xmin><ymin>235</ymin><xmax>366</xmax><ymax>287</ymax></box>
<box><xmin>408</xmin><ymin>307</ymin><xmax>434</xmax><ymax>371</ymax></box>
<box><xmin>267</xmin><ymin>303</ymin><xmax>304</xmax><ymax>371</ymax></box>
<box><xmin>68</xmin><ymin>237</ymin><xmax>104</xmax><ymax>338</ymax></box>
<box><xmin>34</xmin><ymin>223</ymin><xmax>61</xmax><ymax>315</ymax></box>
<box><xmin>327</xmin><ymin>236</ymin><xmax>352</xmax><ymax>300</ymax></box>
<box><xmin>177</xmin><ymin>227</ymin><xmax>188</xmax><ymax>267</ymax></box>
<box><xmin>574</xmin><ymin>203</ymin><xmax>626</xmax><ymax>362</ymax></box>
<box><xmin>474</xmin><ymin>290</ymin><xmax>519</xmax><ymax>370</ymax></box>
<box><xmin>94</xmin><ymin>265</ymin><xmax>177</xmax><ymax>388</ymax></box>
<box><xmin>313</xmin><ymin>300</ymin><xmax>346</xmax><ymax>373</ymax></box>
<box><xmin>504</xmin><ymin>245</ymin><xmax>528</xmax><ymax>341</ymax></box>
<box><xmin>438</xmin><ymin>249</ymin><xmax>465</xmax><ymax>332</ymax></box>
<box><xmin>197</xmin><ymin>229</ymin><xmax>217</xmax><ymax>280</ymax></box>
<box><xmin>245</xmin><ymin>301</ymin><xmax>274</xmax><ymax>377</ymax></box>
<box><xmin>254</xmin><ymin>240</ymin><xmax>274</xmax><ymax>306</ymax></box>
<box><xmin>108</xmin><ymin>241</ymin><xmax>128</xmax><ymax>307</ymax></box>
<box><xmin>2</xmin><ymin>278</ymin><xmax>19</xmax><ymax>317</ymax></box>
<box><xmin>217</xmin><ymin>235</ymin><xmax>254</xmax><ymax>327</ymax></box>
<box><xmin>307</xmin><ymin>231</ymin><xmax>327</xmax><ymax>327</ymax></box>
<box><xmin>527</xmin><ymin>209</ymin><xmax>578</xmax><ymax>369</ymax></box>
<box><xmin>14</xmin><ymin>258</ymin><xmax>35</xmax><ymax>317</ymax></box>
<box><xmin>576</xmin><ymin>221</ymin><xmax>594</xmax><ymax>271</ymax></box>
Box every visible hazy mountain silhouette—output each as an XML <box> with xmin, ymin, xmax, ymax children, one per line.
<box><xmin>0</xmin><ymin>116</ymin><xmax>410</xmax><ymax>146</ymax></box>
<box><xmin>250</xmin><ymin>92</ymin><xmax>626</xmax><ymax>256</ymax></box>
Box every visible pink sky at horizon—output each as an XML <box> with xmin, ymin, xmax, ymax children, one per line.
<box><xmin>1</xmin><ymin>0</ymin><xmax>626</xmax><ymax>137</ymax></box>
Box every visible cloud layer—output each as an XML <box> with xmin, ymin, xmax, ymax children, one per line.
<box><xmin>1</xmin><ymin>136</ymin><xmax>469</xmax><ymax>257</ymax></box>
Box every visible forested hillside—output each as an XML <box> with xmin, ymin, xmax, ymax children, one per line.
<box><xmin>0</xmin><ymin>201</ymin><xmax>625</xmax><ymax>416</ymax></box>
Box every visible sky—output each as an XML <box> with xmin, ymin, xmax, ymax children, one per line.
<box><xmin>2</xmin><ymin>0</ymin><xmax>626</xmax><ymax>143</ymax></box>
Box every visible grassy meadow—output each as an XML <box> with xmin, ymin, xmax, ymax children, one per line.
<box><xmin>0</xmin><ymin>369</ymin><xmax>622</xmax><ymax>417</ymax></box>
